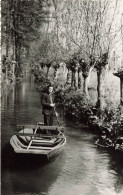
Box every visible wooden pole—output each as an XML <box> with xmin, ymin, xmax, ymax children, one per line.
<box><xmin>121</xmin><ymin>78</ymin><xmax>123</xmax><ymax>105</ymax></box>
<box><xmin>54</xmin><ymin>107</ymin><xmax>60</xmax><ymax>127</ymax></box>
<box><xmin>121</xmin><ymin>13</ymin><xmax>123</xmax><ymax>67</ymax></box>
<box><xmin>120</xmin><ymin>14</ymin><xmax>123</xmax><ymax>105</ymax></box>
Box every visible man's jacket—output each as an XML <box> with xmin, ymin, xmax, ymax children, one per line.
<box><xmin>41</xmin><ymin>92</ymin><xmax>55</xmax><ymax>115</ymax></box>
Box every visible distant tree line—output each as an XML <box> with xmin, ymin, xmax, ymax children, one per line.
<box><xmin>2</xmin><ymin>0</ymin><xmax>123</xmax><ymax>110</ymax></box>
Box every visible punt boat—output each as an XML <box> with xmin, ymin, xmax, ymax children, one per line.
<box><xmin>10</xmin><ymin>123</ymin><xmax>66</xmax><ymax>160</ymax></box>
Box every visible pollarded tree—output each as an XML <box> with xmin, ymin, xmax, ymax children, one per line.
<box><xmin>56</xmin><ymin>0</ymin><xmax>122</xmax><ymax>101</ymax></box>
<box><xmin>40</xmin><ymin>61</ymin><xmax>46</xmax><ymax>70</ymax></box>
<box><xmin>85</xmin><ymin>0</ymin><xmax>122</xmax><ymax>110</ymax></box>
<box><xmin>65</xmin><ymin>60</ymin><xmax>71</xmax><ymax>86</ymax></box>
<box><xmin>95</xmin><ymin>53</ymin><xmax>108</xmax><ymax>109</ymax></box>
<box><xmin>45</xmin><ymin>60</ymin><xmax>52</xmax><ymax>78</ymax></box>
<box><xmin>64</xmin><ymin>57</ymin><xmax>79</xmax><ymax>90</ymax></box>
<box><xmin>54</xmin><ymin>0</ymin><xmax>96</xmax><ymax>95</ymax></box>
<box><xmin>78</xmin><ymin>63</ymin><xmax>83</xmax><ymax>90</ymax></box>
<box><xmin>51</xmin><ymin>61</ymin><xmax>60</xmax><ymax>79</ymax></box>
<box><xmin>69</xmin><ymin>59</ymin><xmax>76</xmax><ymax>89</ymax></box>
<box><xmin>79</xmin><ymin>59</ymin><xmax>90</xmax><ymax>95</ymax></box>
<box><xmin>70</xmin><ymin>57</ymin><xmax>80</xmax><ymax>90</ymax></box>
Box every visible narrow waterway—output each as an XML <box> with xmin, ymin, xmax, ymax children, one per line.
<box><xmin>1</xmin><ymin>72</ymin><xmax>123</xmax><ymax>195</ymax></box>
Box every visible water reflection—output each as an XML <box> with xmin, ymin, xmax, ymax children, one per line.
<box><xmin>1</xmin><ymin>73</ymin><xmax>123</xmax><ymax>195</ymax></box>
<box><xmin>47</xmin><ymin>126</ymin><xmax>123</xmax><ymax>195</ymax></box>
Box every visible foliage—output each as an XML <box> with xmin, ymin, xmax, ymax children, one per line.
<box><xmin>100</xmin><ymin>106</ymin><xmax>123</xmax><ymax>135</ymax></box>
<box><xmin>88</xmin><ymin>105</ymin><xmax>123</xmax><ymax>136</ymax></box>
<box><xmin>79</xmin><ymin>58</ymin><xmax>90</xmax><ymax>77</ymax></box>
<box><xmin>101</xmin><ymin>105</ymin><xmax>121</xmax><ymax>123</ymax></box>
<box><xmin>95</xmin><ymin>52</ymin><xmax>109</xmax><ymax>70</ymax></box>
<box><xmin>52</xmin><ymin>61</ymin><xmax>60</xmax><ymax>70</ymax></box>
<box><xmin>54</xmin><ymin>79</ymin><xmax>123</xmax><ymax>137</ymax></box>
<box><xmin>2</xmin><ymin>56</ymin><xmax>22</xmax><ymax>80</ymax></box>
<box><xmin>54</xmin><ymin>85</ymin><xmax>67</xmax><ymax>109</ymax></box>
<box><xmin>34</xmin><ymin>70</ymin><xmax>51</xmax><ymax>94</ymax></box>
<box><xmin>65</xmin><ymin>91</ymin><xmax>94</xmax><ymax>122</ymax></box>
<box><xmin>12</xmin><ymin>0</ymin><xmax>44</xmax><ymax>45</ymax></box>
<box><xmin>3</xmin><ymin>0</ymin><xmax>123</xmax><ymax>142</ymax></box>
<box><xmin>54</xmin><ymin>87</ymin><xmax>95</xmax><ymax>123</ymax></box>
<box><xmin>2</xmin><ymin>0</ymin><xmax>47</xmax><ymax>65</ymax></box>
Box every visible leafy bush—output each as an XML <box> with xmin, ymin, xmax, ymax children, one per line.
<box><xmin>65</xmin><ymin>90</ymin><xmax>95</xmax><ymax>122</ymax></box>
<box><xmin>54</xmin><ymin>88</ymin><xmax>95</xmax><ymax>123</ymax></box>
<box><xmin>36</xmin><ymin>74</ymin><xmax>51</xmax><ymax>93</ymax></box>
<box><xmin>89</xmin><ymin>105</ymin><xmax>123</xmax><ymax>136</ymax></box>
<box><xmin>54</xmin><ymin>85</ymin><xmax>65</xmax><ymax>109</ymax></box>
<box><xmin>54</xmin><ymin>84</ymin><xmax>123</xmax><ymax>137</ymax></box>
<box><xmin>101</xmin><ymin>105</ymin><xmax>122</xmax><ymax>123</ymax></box>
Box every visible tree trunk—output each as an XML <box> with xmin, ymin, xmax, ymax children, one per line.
<box><xmin>54</xmin><ymin>69</ymin><xmax>57</xmax><ymax>78</ymax></box>
<box><xmin>12</xmin><ymin>0</ymin><xmax>16</xmax><ymax>60</ymax></box>
<box><xmin>97</xmin><ymin>68</ymin><xmax>103</xmax><ymax>110</ymax></box>
<box><xmin>78</xmin><ymin>69</ymin><xmax>83</xmax><ymax>89</ymax></box>
<box><xmin>66</xmin><ymin>69</ymin><xmax>71</xmax><ymax>85</ymax></box>
<box><xmin>75</xmin><ymin>67</ymin><xmax>78</xmax><ymax>90</ymax></box>
<box><xmin>46</xmin><ymin>67</ymin><xmax>50</xmax><ymax>77</ymax></box>
<box><xmin>13</xmin><ymin>34</ymin><xmax>16</xmax><ymax>61</ymax></box>
<box><xmin>6</xmin><ymin>64</ymin><xmax>8</xmax><ymax>83</ymax></box>
<box><xmin>82</xmin><ymin>67</ymin><xmax>93</xmax><ymax>96</ymax></box>
<box><xmin>12</xmin><ymin>62</ymin><xmax>16</xmax><ymax>80</ymax></box>
<box><xmin>6</xmin><ymin>0</ymin><xmax>9</xmax><ymax>58</ymax></box>
<box><xmin>66</xmin><ymin>69</ymin><xmax>69</xmax><ymax>82</ymax></box>
<box><xmin>88</xmin><ymin>67</ymin><xmax>93</xmax><ymax>86</ymax></box>
<box><xmin>83</xmin><ymin>76</ymin><xmax>89</xmax><ymax>95</ymax></box>
<box><xmin>17</xmin><ymin>42</ymin><xmax>21</xmax><ymax>64</ymax></box>
<box><xmin>71</xmin><ymin>71</ymin><xmax>75</xmax><ymax>89</ymax></box>
<box><xmin>120</xmin><ymin>79</ymin><xmax>123</xmax><ymax>105</ymax></box>
<box><xmin>6</xmin><ymin>37</ymin><xmax>9</xmax><ymax>58</ymax></box>
<box><xmin>15</xmin><ymin>0</ymin><xmax>20</xmax><ymax>65</ymax></box>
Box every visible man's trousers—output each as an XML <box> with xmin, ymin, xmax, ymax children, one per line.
<box><xmin>44</xmin><ymin>114</ymin><xmax>53</xmax><ymax>126</ymax></box>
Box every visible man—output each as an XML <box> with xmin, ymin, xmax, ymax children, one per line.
<box><xmin>41</xmin><ymin>85</ymin><xmax>56</xmax><ymax>126</ymax></box>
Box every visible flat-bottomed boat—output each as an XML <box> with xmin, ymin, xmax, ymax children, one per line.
<box><xmin>10</xmin><ymin>124</ymin><xmax>66</xmax><ymax>160</ymax></box>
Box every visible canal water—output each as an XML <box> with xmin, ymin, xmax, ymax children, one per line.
<box><xmin>1</xmin><ymin>72</ymin><xmax>123</xmax><ymax>195</ymax></box>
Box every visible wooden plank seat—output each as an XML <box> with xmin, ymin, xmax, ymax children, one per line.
<box><xmin>15</xmin><ymin>133</ymin><xmax>64</xmax><ymax>139</ymax></box>
<box><xmin>17</xmin><ymin>125</ymin><xmax>64</xmax><ymax>131</ymax></box>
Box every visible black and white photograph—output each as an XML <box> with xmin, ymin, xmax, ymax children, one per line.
<box><xmin>1</xmin><ymin>0</ymin><xmax>123</xmax><ymax>195</ymax></box>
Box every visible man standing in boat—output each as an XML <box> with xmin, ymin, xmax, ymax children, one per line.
<box><xmin>41</xmin><ymin>84</ymin><xmax>57</xmax><ymax>126</ymax></box>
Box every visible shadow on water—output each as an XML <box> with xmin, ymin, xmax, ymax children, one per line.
<box><xmin>2</xmin><ymin>142</ymin><xmax>64</xmax><ymax>195</ymax></box>
<box><xmin>1</xmin><ymin>143</ymin><xmax>51</xmax><ymax>172</ymax></box>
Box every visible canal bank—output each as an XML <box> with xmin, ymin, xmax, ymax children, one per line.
<box><xmin>34</xmin><ymin>68</ymin><xmax>123</xmax><ymax>151</ymax></box>
<box><xmin>1</xmin><ymin>72</ymin><xmax>123</xmax><ymax>195</ymax></box>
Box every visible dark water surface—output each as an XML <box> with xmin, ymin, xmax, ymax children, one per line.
<box><xmin>1</xmin><ymin>73</ymin><xmax>123</xmax><ymax>195</ymax></box>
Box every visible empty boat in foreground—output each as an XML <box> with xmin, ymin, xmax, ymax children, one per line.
<box><xmin>10</xmin><ymin>124</ymin><xmax>66</xmax><ymax>160</ymax></box>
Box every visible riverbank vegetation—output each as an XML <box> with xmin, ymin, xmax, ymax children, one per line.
<box><xmin>2</xmin><ymin>0</ymin><xmax>123</xmax><ymax>146</ymax></box>
<box><xmin>34</xmin><ymin>66</ymin><xmax>123</xmax><ymax>132</ymax></box>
